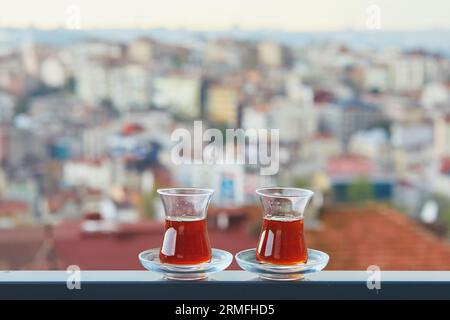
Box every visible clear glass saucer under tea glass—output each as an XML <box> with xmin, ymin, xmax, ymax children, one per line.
<box><xmin>139</xmin><ymin>247</ymin><xmax>233</xmax><ymax>280</ymax></box>
<box><xmin>235</xmin><ymin>248</ymin><xmax>329</xmax><ymax>281</ymax></box>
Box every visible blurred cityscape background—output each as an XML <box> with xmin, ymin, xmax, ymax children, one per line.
<box><xmin>1</xmin><ymin>1</ymin><xmax>450</xmax><ymax>270</ymax></box>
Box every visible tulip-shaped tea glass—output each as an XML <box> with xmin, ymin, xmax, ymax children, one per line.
<box><xmin>255</xmin><ymin>187</ymin><xmax>314</xmax><ymax>265</ymax></box>
<box><xmin>158</xmin><ymin>188</ymin><xmax>214</xmax><ymax>265</ymax></box>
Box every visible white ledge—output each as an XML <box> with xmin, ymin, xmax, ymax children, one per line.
<box><xmin>1</xmin><ymin>270</ymin><xmax>450</xmax><ymax>282</ymax></box>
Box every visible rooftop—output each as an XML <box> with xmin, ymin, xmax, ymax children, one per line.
<box><xmin>308</xmin><ymin>204</ymin><xmax>450</xmax><ymax>270</ymax></box>
<box><xmin>1</xmin><ymin>204</ymin><xmax>450</xmax><ymax>271</ymax></box>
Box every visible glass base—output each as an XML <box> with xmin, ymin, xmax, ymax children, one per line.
<box><xmin>164</xmin><ymin>273</ymin><xmax>208</xmax><ymax>281</ymax></box>
<box><xmin>139</xmin><ymin>248</ymin><xmax>233</xmax><ymax>280</ymax></box>
<box><xmin>258</xmin><ymin>273</ymin><xmax>305</xmax><ymax>281</ymax></box>
<box><xmin>235</xmin><ymin>248</ymin><xmax>329</xmax><ymax>281</ymax></box>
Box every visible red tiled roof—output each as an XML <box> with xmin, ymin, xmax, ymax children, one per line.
<box><xmin>121</xmin><ymin>123</ymin><xmax>144</xmax><ymax>136</ymax></box>
<box><xmin>327</xmin><ymin>154</ymin><xmax>373</xmax><ymax>176</ymax></box>
<box><xmin>308</xmin><ymin>205</ymin><xmax>450</xmax><ymax>270</ymax></box>
<box><xmin>209</xmin><ymin>207</ymin><xmax>249</xmax><ymax>217</ymax></box>
<box><xmin>0</xmin><ymin>227</ymin><xmax>45</xmax><ymax>269</ymax></box>
<box><xmin>441</xmin><ymin>157</ymin><xmax>450</xmax><ymax>173</ymax></box>
<box><xmin>2</xmin><ymin>205</ymin><xmax>450</xmax><ymax>271</ymax></box>
<box><xmin>53</xmin><ymin>219</ymin><xmax>255</xmax><ymax>270</ymax></box>
<box><xmin>314</xmin><ymin>89</ymin><xmax>335</xmax><ymax>104</ymax></box>
<box><xmin>51</xmin><ymin>204</ymin><xmax>450</xmax><ymax>271</ymax></box>
<box><xmin>0</xmin><ymin>200</ymin><xmax>29</xmax><ymax>216</ymax></box>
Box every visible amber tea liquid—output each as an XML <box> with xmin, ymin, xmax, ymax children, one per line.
<box><xmin>159</xmin><ymin>217</ymin><xmax>212</xmax><ymax>265</ymax></box>
<box><xmin>256</xmin><ymin>216</ymin><xmax>307</xmax><ymax>265</ymax></box>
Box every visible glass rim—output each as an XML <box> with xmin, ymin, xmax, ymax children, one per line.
<box><xmin>157</xmin><ymin>188</ymin><xmax>214</xmax><ymax>197</ymax></box>
<box><xmin>255</xmin><ymin>187</ymin><xmax>314</xmax><ymax>199</ymax></box>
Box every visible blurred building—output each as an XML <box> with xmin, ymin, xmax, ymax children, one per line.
<box><xmin>348</xmin><ymin>128</ymin><xmax>389</xmax><ymax>160</ymax></box>
<box><xmin>82</xmin><ymin>124</ymin><xmax>118</xmax><ymax>160</ymax></box>
<box><xmin>421</xmin><ymin>82</ymin><xmax>449</xmax><ymax>109</ymax></box>
<box><xmin>391</xmin><ymin>120</ymin><xmax>434</xmax><ymax>176</ymax></box>
<box><xmin>363</xmin><ymin>64</ymin><xmax>389</xmax><ymax>92</ymax></box>
<box><xmin>174</xmin><ymin>162</ymin><xmax>245</xmax><ymax>207</ymax></box>
<box><xmin>319</xmin><ymin>99</ymin><xmax>384</xmax><ymax>145</ymax></box>
<box><xmin>127</xmin><ymin>37</ymin><xmax>154</xmax><ymax>65</ymax></box>
<box><xmin>0</xmin><ymin>53</ymin><xmax>27</xmax><ymax>96</ymax></box>
<box><xmin>389</xmin><ymin>54</ymin><xmax>425</xmax><ymax>92</ymax></box>
<box><xmin>300</xmin><ymin>133</ymin><xmax>342</xmax><ymax>161</ymax></box>
<box><xmin>152</xmin><ymin>75</ymin><xmax>201</xmax><ymax>119</ymax></box>
<box><xmin>257</xmin><ymin>42</ymin><xmax>291</xmax><ymax>69</ymax></box>
<box><xmin>241</xmin><ymin>105</ymin><xmax>269</xmax><ymax>130</ymax></box>
<box><xmin>0</xmin><ymin>127</ymin><xmax>46</xmax><ymax>171</ymax></box>
<box><xmin>206</xmin><ymin>84</ymin><xmax>239</xmax><ymax>127</ymax></box>
<box><xmin>434</xmin><ymin>116</ymin><xmax>450</xmax><ymax>158</ymax></box>
<box><xmin>109</xmin><ymin>63</ymin><xmax>151</xmax><ymax>112</ymax></box>
<box><xmin>0</xmin><ymin>91</ymin><xmax>15</xmax><ymax>123</ymax></box>
<box><xmin>75</xmin><ymin>57</ymin><xmax>111</xmax><ymax>105</ymax></box>
<box><xmin>63</xmin><ymin>158</ymin><xmax>126</xmax><ymax>192</ymax></box>
<box><xmin>205</xmin><ymin>39</ymin><xmax>257</xmax><ymax>69</ymax></box>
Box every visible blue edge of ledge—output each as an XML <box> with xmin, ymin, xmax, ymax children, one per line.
<box><xmin>1</xmin><ymin>271</ymin><xmax>450</xmax><ymax>300</ymax></box>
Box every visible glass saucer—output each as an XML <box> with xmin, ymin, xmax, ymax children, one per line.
<box><xmin>235</xmin><ymin>248</ymin><xmax>329</xmax><ymax>281</ymax></box>
<box><xmin>139</xmin><ymin>248</ymin><xmax>233</xmax><ymax>280</ymax></box>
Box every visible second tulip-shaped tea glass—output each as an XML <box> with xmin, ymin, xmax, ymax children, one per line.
<box><xmin>158</xmin><ymin>188</ymin><xmax>214</xmax><ymax>265</ymax></box>
<box><xmin>255</xmin><ymin>187</ymin><xmax>314</xmax><ymax>265</ymax></box>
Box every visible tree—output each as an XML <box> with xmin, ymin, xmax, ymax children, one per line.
<box><xmin>292</xmin><ymin>176</ymin><xmax>311</xmax><ymax>189</ymax></box>
<box><xmin>139</xmin><ymin>190</ymin><xmax>156</xmax><ymax>219</ymax></box>
<box><xmin>347</xmin><ymin>176</ymin><xmax>374</xmax><ymax>205</ymax></box>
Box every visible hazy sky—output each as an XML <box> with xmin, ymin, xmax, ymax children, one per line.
<box><xmin>1</xmin><ymin>0</ymin><xmax>449</xmax><ymax>31</ymax></box>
